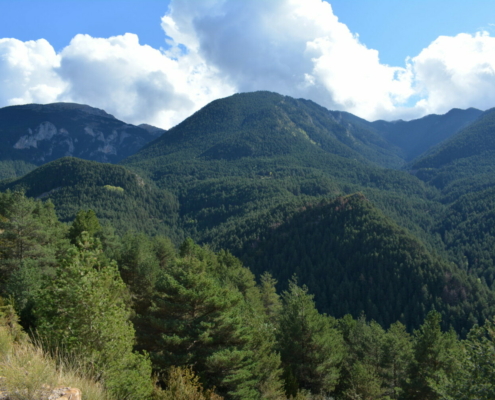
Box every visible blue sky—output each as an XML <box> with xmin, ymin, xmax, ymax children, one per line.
<box><xmin>1</xmin><ymin>0</ymin><xmax>495</xmax><ymax>128</ymax></box>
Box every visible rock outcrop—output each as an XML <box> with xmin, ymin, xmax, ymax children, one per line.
<box><xmin>0</xmin><ymin>386</ymin><xmax>81</xmax><ymax>400</ymax></box>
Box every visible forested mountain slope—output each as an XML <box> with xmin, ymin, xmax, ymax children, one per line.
<box><xmin>123</xmin><ymin>91</ymin><xmax>404</xmax><ymax>171</ymax></box>
<box><xmin>412</xmin><ymin>107</ymin><xmax>495</xmax><ymax>190</ymax></box>
<box><xmin>121</xmin><ymin>91</ymin><xmax>443</xmax><ymax>250</ymax></box>
<box><xmin>3</xmin><ymin>192</ymin><xmax>495</xmax><ymax>399</ymax></box>
<box><xmin>243</xmin><ymin>194</ymin><xmax>494</xmax><ymax>334</ymax></box>
<box><xmin>0</xmin><ymin>157</ymin><xmax>180</xmax><ymax>238</ymax></box>
<box><xmin>3</xmin><ymin>91</ymin><xmax>495</xmax><ymax>345</ymax></box>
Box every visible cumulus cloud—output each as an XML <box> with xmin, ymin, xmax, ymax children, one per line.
<box><xmin>0</xmin><ymin>38</ymin><xmax>65</xmax><ymax>105</ymax></box>
<box><xmin>162</xmin><ymin>0</ymin><xmax>414</xmax><ymax>120</ymax></box>
<box><xmin>56</xmin><ymin>33</ymin><xmax>233</xmax><ymax>128</ymax></box>
<box><xmin>411</xmin><ymin>32</ymin><xmax>495</xmax><ymax>115</ymax></box>
<box><xmin>1</xmin><ymin>0</ymin><xmax>495</xmax><ymax>127</ymax></box>
<box><xmin>0</xmin><ymin>33</ymin><xmax>234</xmax><ymax>128</ymax></box>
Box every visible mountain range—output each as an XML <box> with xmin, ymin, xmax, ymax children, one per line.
<box><xmin>2</xmin><ymin>91</ymin><xmax>495</xmax><ymax>333</ymax></box>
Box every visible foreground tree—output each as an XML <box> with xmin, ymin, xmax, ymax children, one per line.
<box><xmin>277</xmin><ymin>278</ymin><xmax>344</xmax><ymax>397</ymax></box>
<box><xmin>0</xmin><ymin>191</ymin><xmax>68</xmax><ymax>328</ymax></box>
<box><xmin>438</xmin><ymin>317</ymin><xmax>495</xmax><ymax>400</ymax></box>
<box><xmin>406</xmin><ymin>310</ymin><xmax>460</xmax><ymax>400</ymax></box>
<box><xmin>35</xmin><ymin>233</ymin><xmax>153</xmax><ymax>400</ymax></box>
<box><xmin>138</xmin><ymin>239</ymin><xmax>283</xmax><ymax>399</ymax></box>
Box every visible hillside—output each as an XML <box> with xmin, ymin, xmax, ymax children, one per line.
<box><xmin>124</xmin><ymin>91</ymin><xmax>404</xmax><ymax>170</ymax></box>
<box><xmin>0</xmin><ymin>102</ymin><xmax>162</xmax><ymax>172</ymax></box>
<box><xmin>243</xmin><ymin>194</ymin><xmax>494</xmax><ymax>334</ymax></box>
<box><xmin>3</xmin><ymin>92</ymin><xmax>495</xmax><ymax>342</ymax></box>
<box><xmin>0</xmin><ymin>157</ymin><xmax>180</xmax><ymax>238</ymax></box>
<box><xmin>411</xmin><ymin>108</ymin><xmax>495</xmax><ymax>190</ymax></box>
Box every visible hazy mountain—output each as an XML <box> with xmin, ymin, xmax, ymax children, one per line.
<box><xmin>371</xmin><ymin>107</ymin><xmax>482</xmax><ymax>161</ymax></box>
<box><xmin>413</xmin><ymin>107</ymin><xmax>495</xmax><ymax>170</ymax></box>
<box><xmin>0</xmin><ymin>102</ymin><xmax>162</xmax><ymax>169</ymax></box>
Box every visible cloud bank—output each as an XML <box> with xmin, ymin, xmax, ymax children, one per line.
<box><xmin>1</xmin><ymin>0</ymin><xmax>495</xmax><ymax>128</ymax></box>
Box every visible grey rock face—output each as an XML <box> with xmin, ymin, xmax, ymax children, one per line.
<box><xmin>0</xmin><ymin>102</ymin><xmax>164</xmax><ymax>166</ymax></box>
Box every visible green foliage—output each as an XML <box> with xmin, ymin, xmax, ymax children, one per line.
<box><xmin>0</xmin><ymin>160</ymin><xmax>37</xmax><ymax>181</ymax></box>
<box><xmin>35</xmin><ymin>233</ymin><xmax>153</xmax><ymax>400</ymax></box>
<box><xmin>406</xmin><ymin>311</ymin><xmax>460</xmax><ymax>400</ymax></box>
<box><xmin>246</xmin><ymin>194</ymin><xmax>495</xmax><ymax>334</ymax></box>
<box><xmin>277</xmin><ymin>278</ymin><xmax>344</xmax><ymax>397</ymax></box>
<box><xmin>104</xmin><ymin>184</ymin><xmax>124</xmax><ymax>193</ymax></box>
<box><xmin>0</xmin><ymin>191</ymin><xmax>68</xmax><ymax>328</ymax></box>
<box><xmin>116</xmin><ymin>232</ymin><xmax>175</xmax><ymax>314</ymax></box>
<box><xmin>137</xmin><ymin>239</ymin><xmax>283</xmax><ymax>400</ymax></box>
<box><xmin>0</xmin><ymin>157</ymin><xmax>181</xmax><ymax>240</ymax></box>
<box><xmin>156</xmin><ymin>366</ymin><xmax>223</xmax><ymax>400</ymax></box>
<box><xmin>68</xmin><ymin>209</ymin><xmax>102</xmax><ymax>244</ymax></box>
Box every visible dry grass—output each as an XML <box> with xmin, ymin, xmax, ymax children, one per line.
<box><xmin>0</xmin><ymin>325</ymin><xmax>113</xmax><ymax>400</ymax></box>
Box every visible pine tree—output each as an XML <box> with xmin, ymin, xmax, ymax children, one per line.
<box><xmin>67</xmin><ymin>209</ymin><xmax>101</xmax><ymax>244</ymax></box>
<box><xmin>406</xmin><ymin>310</ymin><xmax>459</xmax><ymax>400</ymax></box>
<box><xmin>259</xmin><ymin>272</ymin><xmax>282</xmax><ymax>323</ymax></box>
<box><xmin>35</xmin><ymin>233</ymin><xmax>153</xmax><ymax>400</ymax></box>
<box><xmin>382</xmin><ymin>322</ymin><xmax>414</xmax><ymax>399</ymax></box>
<box><xmin>138</xmin><ymin>247</ymin><xmax>254</xmax><ymax>398</ymax></box>
<box><xmin>277</xmin><ymin>278</ymin><xmax>344</xmax><ymax>396</ymax></box>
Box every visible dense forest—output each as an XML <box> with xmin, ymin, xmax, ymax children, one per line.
<box><xmin>1</xmin><ymin>191</ymin><xmax>494</xmax><ymax>400</ymax></box>
<box><xmin>1</xmin><ymin>91</ymin><xmax>495</xmax><ymax>398</ymax></box>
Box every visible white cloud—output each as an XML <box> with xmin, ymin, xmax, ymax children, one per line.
<box><xmin>162</xmin><ymin>0</ymin><xmax>415</xmax><ymax>121</ymax></box>
<box><xmin>0</xmin><ymin>33</ymin><xmax>234</xmax><ymax>129</ymax></box>
<box><xmin>0</xmin><ymin>38</ymin><xmax>65</xmax><ymax>105</ymax></box>
<box><xmin>1</xmin><ymin>0</ymin><xmax>495</xmax><ymax>127</ymax></box>
<box><xmin>411</xmin><ymin>32</ymin><xmax>495</xmax><ymax>115</ymax></box>
<box><xmin>56</xmin><ymin>33</ymin><xmax>233</xmax><ymax>128</ymax></box>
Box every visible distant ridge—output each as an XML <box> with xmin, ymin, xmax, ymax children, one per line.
<box><xmin>371</xmin><ymin>107</ymin><xmax>483</xmax><ymax>161</ymax></box>
<box><xmin>0</xmin><ymin>102</ymin><xmax>163</xmax><ymax>172</ymax></box>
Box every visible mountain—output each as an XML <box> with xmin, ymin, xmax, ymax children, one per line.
<box><xmin>0</xmin><ymin>157</ymin><xmax>180</xmax><ymax>239</ymax></box>
<box><xmin>0</xmin><ymin>102</ymin><xmax>163</xmax><ymax>173</ymax></box>
<box><xmin>243</xmin><ymin>194</ymin><xmax>494</xmax><ymax>333</ymax></box>
<box><xmin>412</xmin><ymin>107</ymin><xmax>495</xmax><ymax>170</ymax></box>
<box><xmin>124</xmin><ymin>91</ymin><xmax>404</xmax><ymax>170</ymax></box>
<box><xmin>121</xmin><ymin>91</ymin><xmax>440</xmax><ymax>250</ymax></box>
<box><xmin>409</xmin><ymin>108</ymin><xmax>495</xmax><ymax>195</ymax></box>
<box><xmin>371</xmin><ymin>107</ymin><xmax>482</xmax><ymax>161</ymax></box>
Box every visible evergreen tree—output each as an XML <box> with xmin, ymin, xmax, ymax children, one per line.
<box><xmin>440</xmin><ymin>317</ymin><xmax>495</xmax><ymax>400</ymax></box>
<box><xmin>116</xmin><ymin>232</ymin><xmax>162</xmax><ymax>314</ymax></box>
<box><xmin>259</xmin><ymin>272</ymin><xmax>282</xmax><ymax>324</ymax></box>
<box><xmin>138</xmin><ymin>245</ymin><xmax>254</xmax><ymax>399</ymax></box>
<box><xmin>67</xmin><ymin>209</ymin><xmax>101</xmax><ymax>244</ymax></box>
<box><xmin>336</xmin><ymin>316</ymin><xmax>387</xmax><ymax>399</ymax></box>
<box><xmin>382</xmin><ymin>322</ymin><xmax>414</xmax><ymax>399</ymax></box>
<box><xmin>35</xmin><ymin>233</ymin><xmax>153</xmax><ymax>400</ymax></box>
<box><xmin>276</xmin><ymin>278</ymin><xmax>344</xmax><ymax>397</ymax></box>
<box><xmin>0</xmin><ymin>191</ymin><xmax>68</xmax><ymax>328</ymax></box>
<box><xmin>406</xmin><ymin>310</ymin><xmax>460</xmax><ymax>400</ymax></box>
